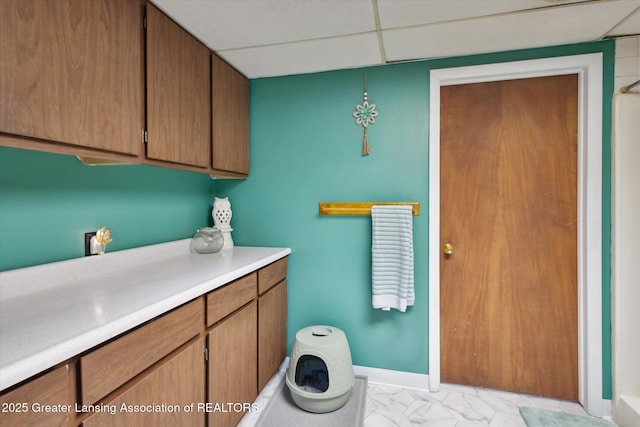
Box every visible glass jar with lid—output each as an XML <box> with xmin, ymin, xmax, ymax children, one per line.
<box><xmin>191</xmin><ymin>227</ymin><xmax>224</xmax><ymax>254</ymax></box>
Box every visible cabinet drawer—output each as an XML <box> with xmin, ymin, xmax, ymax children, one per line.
<box><xmin>0</xmin><ymin>364</ymin><xmax>75</xmax><ymax>427</ymax></box>
<box><xmin>207</xmin><ymin>273</ymin><xmax>257</xmax><ymax>326</ymax></box>
<box><xmin>80</xmin><ymin>298</ymin><xmax>204</xmax><ymax>405</ymax></box>
<box><xmin>83</xmin><ymin>339</ymin><xmax>205</xmax><ymax>427</ymax></box>
<box><xmin>258</xmin><ymin>257</ymin><xmax>287</xmax><ymax>295</ymax></box>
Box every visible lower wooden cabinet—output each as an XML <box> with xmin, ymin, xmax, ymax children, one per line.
<box><xmin>258</xmin><ymin>280</ymin><xmax>288</xmax><ymax>391</ymax></box>
<box><xmin>205</xmin><ymin>258</ymin><xmax>288</xmax><ymax>426</ymax></box>
<box><xmin>208</xmin><ymin>300</ymin><xmax>258</xmax><ymax>427</ymax></box>
<box><xmin>0</xmin><ymin>256</ymin><xmax>288</xmax><ymax>427</ymax></box>
<box><xmin>83</xmin><ymin>338</ymin><xmax>205</xmax><ymax>427</ymax></box>
<box><xmin>0</xmin><ymin>364</ymin><xmax>75</xmax><ymax>427</ymax></box>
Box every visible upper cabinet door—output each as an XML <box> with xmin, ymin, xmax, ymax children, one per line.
<box><xmin>146</xmin><ymin>4</ymin><xmax>211</xmax><ymax>169</ymax></box>
<box><xmin>212</xmin><ymin>54</ymin><xmax>250</xmax><ymax>175</ymax></box>
<box><xmin>0</xmin><ymin>0</ymin><xmax>145</xmax><ymax>156</ymax></box>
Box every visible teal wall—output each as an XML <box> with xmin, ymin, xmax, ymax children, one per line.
<box><xmin>0</xmin><ymin>147</ymin><xmax>214</xmax><ymax>271</ymax></box>
<box><xmin>0</xmin><ymin>39</ymin><xmax>614</xmax><ymax>399</ymax></box>
<box><xmin>217</xmin><ymin>40</ymin><xmax>615</xmax><ymax>397</ymax></box>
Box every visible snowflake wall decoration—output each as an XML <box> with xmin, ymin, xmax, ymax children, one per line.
<box><xmin>353</xmin><ymin>73</ymin><xmax>378</xmax><ymax>155</ymax></box>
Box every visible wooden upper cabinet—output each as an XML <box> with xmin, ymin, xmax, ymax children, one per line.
<box><xmin>212</xmin><ymin>54</ymin><xmax>250</xmax><ymax>175</ymax></box>
<box><xmin>146</xmin><ymin>4</ymin><xmax>211</xmax><ymax>169</ymax></box>
<box><xmin>0</xmin><ymin>0</ymin><xmax>145</xmax><ymax>156</ymax></box>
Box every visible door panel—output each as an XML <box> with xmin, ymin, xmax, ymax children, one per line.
<box><xmin>208</xmin><ymin>301</ymin><xmax>257</xmax><ymax>427</ymax></box>
<box><xmin>440</xmin><ymin>75</ymin><xmax>578</xmax><ymax>400</ymax></box>
<box><xmin>0</xmin><ymin>0</ymin><xmax>144</xmax><ymax>155</ymax></box>
<box><xmin>146</xmin><ymin>4</ymin><xmax>210</xmax><ymax>168</ymax></box>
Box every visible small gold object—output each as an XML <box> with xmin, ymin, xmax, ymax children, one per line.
<box><xmin>96</xmin><ymin>226</ymin><xmax>112</xmax><ymax>244</ymax></box>
<box><xmin>88</xmin><ymin>227</ymin><xmax>112</xmax><ymax>255</ymax></box>
<box><xmin>443</xmin><ymin>243</ymin><xmax>453</xmax><ymax>255</ymax></box>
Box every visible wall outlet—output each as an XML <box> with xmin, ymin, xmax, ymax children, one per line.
<box><xmin>84</xmin><ymin>232</ymin><xmax>97</xmax><ymax>256</ymax></box>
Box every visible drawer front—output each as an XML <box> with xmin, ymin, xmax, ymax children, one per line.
<box><xmin>83</xmin><ymin>339</ymin><xmax>205</xmax><ymax>427</ymax></box>
<box><xmin>207</xmin><ymin>273</ymin><xmax>257</xmax><ymax>326</ymax></box>
<box><xmin>258</xmin><ymin>257</ymin><xmax>287</xmax><ymax>295</ymax></box>
<box><xmin>80</xmin><ymin>298</ymin><xmax>204</xmax><ymax>405</ymax></box>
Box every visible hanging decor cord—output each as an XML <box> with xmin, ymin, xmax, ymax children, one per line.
<box><xmin>362</xmin><ymin>73</ymin><xmax>370</xmax><ymax>155</ymax></box>
<box><xmin>353</xmin><ymin>72</ymin><xmax>378</xmax><ymax>156</ymax></box>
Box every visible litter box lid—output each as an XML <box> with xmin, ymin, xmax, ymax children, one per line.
<box><xmin>294</xmin><ymin>326</ymin><xmax>346</xmax><ymax>347</ymax></box>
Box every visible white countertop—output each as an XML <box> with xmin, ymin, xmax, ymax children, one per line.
<box><xmin>0</xmin><ymin>240</ymin><xmax>291</xmax><ymax>391</ymax></box>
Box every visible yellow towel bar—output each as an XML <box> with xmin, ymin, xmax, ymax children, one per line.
<box><xmin>318</xmin><ymin>202</ymin><xmax>420</xmax><ymax>216</ymax></box>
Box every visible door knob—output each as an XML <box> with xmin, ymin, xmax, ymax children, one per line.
<box><xmin>443</xmin><ymin>243</ymin><xmax>453</xmax><ymax>255</ymax></box>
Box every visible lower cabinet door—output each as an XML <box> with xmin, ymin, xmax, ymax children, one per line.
<box><xmin>208</xmin><ymin>300</ymin><xmax>257</xmax><ymax>427</ymax></box>
<box><xmin>83</xmin><ymin>338</ymin><xmax>205</xmax><ymax>427</ymax></box>
<box><xmin>258</xmin><ymin>280</ymin><xmax>288</xmax><ymax>390</ymax></box>
<box><xmin>0</xmin><ymin>364</ymin><xmax>75</xmax><ymax>427</ymax></box>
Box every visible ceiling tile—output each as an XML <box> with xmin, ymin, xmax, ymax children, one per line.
<box><xmin>377</xmin><ymin>0</ymin><xmax>588</xmax><ymax>29</ymax></box>
<box><xmin>383</xmin><ymin>0</ymin><xmax>639</xmax><ymax>62</ymax></box>
<box><xmin>606</xmin><ymin>7</ymin><xmax>640</xmax><ymax>36</ymax></box>
<box><xmin>151</xmin><ymin>0</ymin><xmax>639</xmax><ymax>78</ymax></box>
<box><xmin>219</xmin><ymin>32</ymin><xmax>382</xmax><ymax>78</ymax></box>
<box><xmin>151</xmin><ymin>0</ymin><xmax>375</xmax><ymax>50</ymax></box>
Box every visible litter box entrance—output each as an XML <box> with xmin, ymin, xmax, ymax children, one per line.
<box><xmin>294</xmin><ymin>355</ymin><xmax>329</xmax><ymax>393</ymax></box>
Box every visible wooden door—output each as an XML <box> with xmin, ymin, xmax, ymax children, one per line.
<box><xmin>440</xmin><ymin>75</ymin><xmax>578</xmax><ymax>401</ymax></box>
<box><xmin>0</xmin><ymin>0</ymin><xmax>144</xmax><ymax>155</ymax></box>
<box><xmin>208</xmin><ymin>301</ymin><xmax>257</xmax><ymax>427</ymax></box>
<box><xmin>146</xmin><ymin>4</ymin><xmax>210</xmax><ymax>168</ymax></box>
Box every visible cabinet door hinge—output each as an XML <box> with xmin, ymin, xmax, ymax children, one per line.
<box><xmin>142</xmin><ymin>130</ymin><xmax>148</xmax><ymax>144</ymax></box>
<box><xmin>143</xmin><ymin>16</ymin><xmax>147</xmax><ymax>31</ymax></box>
<box><xmin>203</xmin><ymin>347</ymin><xmax>209</xmax><ymax>362</ymax></box>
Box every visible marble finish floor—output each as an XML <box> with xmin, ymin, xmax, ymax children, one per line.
<box><xmin>364</xmin><ymin>382</ymin><xmax>599</xmax><ymax>426</ymax></box>
<box><xmin>240</xmin><ymin>367</ymin><xmax>613</xmax><ymax>427</ymax></box>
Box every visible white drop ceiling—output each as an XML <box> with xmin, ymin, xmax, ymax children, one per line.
<box><xmin>151</xmin><ymin>0</ymin><xmax>640</xmax><ymax>78</ymax></box>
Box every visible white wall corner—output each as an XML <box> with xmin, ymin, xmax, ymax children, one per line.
<box><xmin>602</xmin><ymin>399</ymin><xmax>612</xmax><ymax>420</ymax></box>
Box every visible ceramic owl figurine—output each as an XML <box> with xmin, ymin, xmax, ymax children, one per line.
<box><xmin>212</xmin><ymin>197</ymin><xmax>234</xmax><ymax>249</ymax></box>
<box><xmin>213</xmin><ymin>197</ymin><xmax>232</xmax><ymax>229</ymax></box>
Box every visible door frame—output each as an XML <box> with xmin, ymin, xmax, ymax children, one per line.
<box><xmin>428</xmin><ymin>54</ymin><xmax>603</xmax><ymax>416</ymax></box>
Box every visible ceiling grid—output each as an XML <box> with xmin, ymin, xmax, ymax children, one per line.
<box><xmin>151</xmin><ymin>0</ymin><xmax>640</xmax><ymax>78</ymax></box>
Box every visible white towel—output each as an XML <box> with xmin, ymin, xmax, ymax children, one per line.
<box><xmin>371</xmin><ymin>205</ymin><xmax>414</xmax><ymax>312</ymax></box>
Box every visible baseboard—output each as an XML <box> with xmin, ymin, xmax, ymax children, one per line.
<box><xmin>601</xmin><ymin>398</ymin><xmax>613</xmax><ymax>421</ymax></box>
<box><xmin>614</xmin><ymin>395</ymin><xmax>640</xmax><ymax>426</ymax></box>
<box><xmin>352</xmin><ymin>365</ymin><xmax>430</xmax><ymax>391</ymax></box>
<box><xmin>282</xmin><ymin>357</ymin><xmax>613</xmax><ymax>413</ymax></box>
<box><xmin>281</xmin><ymin>357</ymin><xmax>429</xmax><ymax>391</ymax></box>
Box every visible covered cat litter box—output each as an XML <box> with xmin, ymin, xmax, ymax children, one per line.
<box><xmin>286</xmin><ymin>325</ymin><xmax>354</xmax><ymax>413</ymax></box>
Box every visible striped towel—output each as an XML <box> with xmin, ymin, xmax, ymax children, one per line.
<box><xmin>371</xmin><ymin>205</ymin><xmax>415</xmax><ymax>312</ymax></box>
